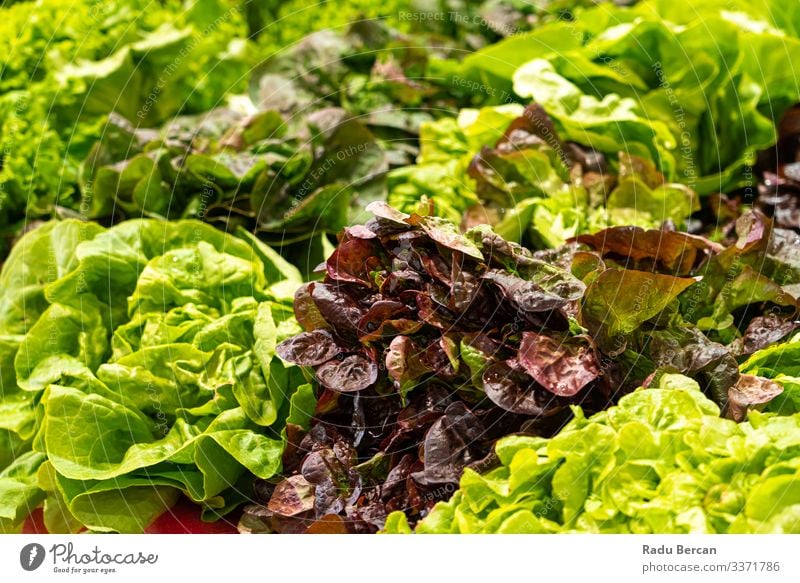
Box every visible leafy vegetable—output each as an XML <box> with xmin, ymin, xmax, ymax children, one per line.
<box><xmin>0</xmin><ymin>0</ymin><xmax>253</xmax><ymax>254</ymax></box>
<box><xmin>242</xmin><ymin>204</ymin><xmax>619</xmax><ymax>532</ymax></box>
<box><xmin>386</xmin><ymin>374</ymin><xmax>800</xmax><ymax>533</ymax></box>
<box><xmin>0</xmin><ymin>218</ymin><xmax>309</xmax><ymax>532</ymax></box>
<box><xmin>239</xmin><ymin>204</ymin><xmax>794</xmax><ymax>532</ymax></box>
<box><xmin>389</xmin><ymin>103</ymin><xmax>700</xmax><ymax>249</ymax></box>
<box><xmin>572</xmin><ymin>210</ymin><xmax>799</xmax><ymax>410</ymax></box>
<box><xmin>431</xmin><ymin>0</ymin><xmax>800</xmax><ymax>194</ymax></box>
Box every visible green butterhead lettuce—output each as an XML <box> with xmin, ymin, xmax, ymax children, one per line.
<box><xmin>0</xmin><ymin>218</ymin><xmax>310</xmax><ymax>532</ymax></box>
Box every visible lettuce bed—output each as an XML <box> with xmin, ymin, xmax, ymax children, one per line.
<box><xmin>0</xmin><ymin>219</ymin><xmax>313</xmax><ymax>533</ymax></box>
<box><xmin>1</xmin><ymin>0</ymin><xmax>800</xmax><ymax>535</ymax></box>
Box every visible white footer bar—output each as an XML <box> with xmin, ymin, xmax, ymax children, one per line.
<box><xmin>1</xmin><ymin>534</ymin><xmax>798</xmax><ymax>582</ymax></box>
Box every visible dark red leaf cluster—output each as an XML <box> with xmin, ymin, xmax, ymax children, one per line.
<box><xmin>251</xmin><ymin>203</ymin><xmax>614</xmax><ymax>532</ymax></box>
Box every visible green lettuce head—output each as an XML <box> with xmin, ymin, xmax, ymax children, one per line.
<box><xmin>0</xmin><ymin>219</ymin><xmax>313</xmax><ymax>533</ymax></box>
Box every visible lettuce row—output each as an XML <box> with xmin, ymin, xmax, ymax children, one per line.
<box><xmin>0</xmin><ymin>0</ymin><xmax>252</xmax><ymax>247</ymax></box>
<box><xmin>0</xmin><ymin>219</ymin><xmax>312</xmax><ymax>532</ymax></box>
<box><xmin>386</xmin><ymin>374</ymin><xmax>800</xmax><ymax>533</ymax></box>
<box><xmin>426</xmin><ymin>0</ymin><xmax>800</xmax><ymax>196</ymax></box>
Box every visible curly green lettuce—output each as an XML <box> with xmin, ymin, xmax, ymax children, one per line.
<box><xmin>386</xmin><ymin>374</ymin><xmax>800</xmax><ymax>534</ymax></box>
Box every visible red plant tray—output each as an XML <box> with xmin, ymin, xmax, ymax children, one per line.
<box><xmin>22</xmin><ymin>498</ymin><xmax>240</xmax><ymax>534</ymax></box>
